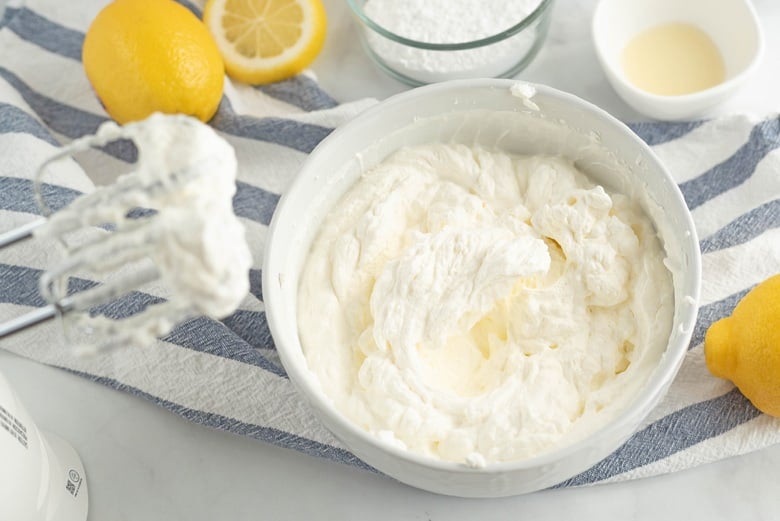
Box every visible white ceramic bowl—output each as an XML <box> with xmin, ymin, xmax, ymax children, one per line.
<box><xmin>592</xmin><ymin>0</ymin><xmax>764</xmax><ymax>120</ymax></box>
<box><xmin>263</xmin><ymin>79</ymin><xmax>701</xmax><ymax>497</ymax></box>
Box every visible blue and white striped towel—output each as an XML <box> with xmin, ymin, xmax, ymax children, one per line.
<box><xmin>1</xmin><ymin>0</ymin><xmax>779</xmax><ymax>488</ymax></box>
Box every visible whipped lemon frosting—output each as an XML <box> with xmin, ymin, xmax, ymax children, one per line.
<box><xmin>297</xmin><ymin>143</ymin><xmax>673</xmax><ymax>466</ymax></box>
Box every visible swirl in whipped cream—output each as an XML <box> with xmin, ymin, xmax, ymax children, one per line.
<box><xmin>298</xmin><ymin>143</ymin><xmax>673</xmax><ymax>467</ymax></box>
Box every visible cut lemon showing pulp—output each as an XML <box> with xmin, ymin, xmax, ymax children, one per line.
<box><xmin>203</xmin><ymin>0</ymin><xmax>327</xmax><ymax>85</ymax></box>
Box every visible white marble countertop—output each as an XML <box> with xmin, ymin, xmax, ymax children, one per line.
<box><xmin>2</xmin><ymin>0</ymin><xmax>780</xmax><ymax>519</ymax></box>
<box><xmin>315</xmin><ymin>0</ymin><xmax>780</xmax><ymax>115</ymax></box>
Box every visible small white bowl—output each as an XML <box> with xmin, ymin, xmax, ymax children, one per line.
<box><xmin>263</xmin><ymin>79</ymin><xmax>701</xmax><ymax>497</ymax></box>
<box><xmin>592</xmin><ymin>0</ymin><xmax>764</xmax><ymax>120</ymax></box>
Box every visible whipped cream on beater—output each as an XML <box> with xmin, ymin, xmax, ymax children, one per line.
<box><xmin>298</xmin><ymin>143</ymin><xmax>673</xmax><ymax>466</ymax></box>
<box><xmin>36</xmin><ymin>113</ymin><xmax>252</xmax><ymax>350</ymax></box>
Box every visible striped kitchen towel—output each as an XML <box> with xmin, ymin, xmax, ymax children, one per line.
<box><xmin>1</xmin><ymin>0</ymin><xmax>779</xmax><ymax>488</ymax></box>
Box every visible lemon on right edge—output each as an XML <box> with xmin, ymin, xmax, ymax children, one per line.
<box><xmin>203</xmin><ymin>0</ymin><xmax>327</xmax><ymax>85</ymax></box>
<box><xmin>705</xmin><ymin>274</ymin><xmax>780</xmax><ymax>417</ymax></box>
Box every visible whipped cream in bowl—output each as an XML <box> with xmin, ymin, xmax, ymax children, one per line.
<box><xmin>263</xmin><ymin>80</ymin><xmax>701</xmax><ymax>497</ymax></box>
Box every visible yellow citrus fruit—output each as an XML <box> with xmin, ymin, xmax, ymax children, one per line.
<box><xmin>82</xmin><ymin>0</ymin><xmax>224</xmax><ymax>124</ymax></box>
<box><xmin>705</xmin><ymin>274</ymin><xmax>780</xmax><ymax>417</ymax></box>
<box><xmin>203</xmin><ymin>0</ymin><xmax>327</xmax><ymax>85</ymax></box>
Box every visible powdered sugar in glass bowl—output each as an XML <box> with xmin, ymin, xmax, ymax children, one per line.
<box><xmin>346</xmin><ymin>0</ymin><xmax>555</xmax><ymax>85</ymax></box>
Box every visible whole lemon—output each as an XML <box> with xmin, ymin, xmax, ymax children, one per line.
<box><xmin>82</xmin><ymin>0</ymin><xmax>224</xmax><ymax>124</ymax></box>
<box><xmin>705</xmin><ymin>274</ymin><xmax>780</xmax><ymax>417</ymax></box>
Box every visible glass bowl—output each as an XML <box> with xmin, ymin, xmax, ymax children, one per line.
<box><xmin>345</xmin><ymin>0</ymin><xmax>555</xmax><ymax>86</ymax></box>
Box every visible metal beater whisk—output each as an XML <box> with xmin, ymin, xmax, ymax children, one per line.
<box><xmin>0</xmin><ymin>114</ymin><xmax>252</xmax><ymax>352</ymax></box>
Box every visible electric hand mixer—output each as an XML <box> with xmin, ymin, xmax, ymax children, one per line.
<box><xmin>0</xmin><ymin>113</ymin><xmax>252</xmax><ymax>520</ymax></box>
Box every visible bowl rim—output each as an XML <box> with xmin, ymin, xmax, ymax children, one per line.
<box><xmin>344</xmin><ymin>0</ymin><xmax>554</xmax><ymax>51</ymax></box>
<box><xmin>591</xmin><ymin>0</ymin><xmax>765</xmax><ymax>106</ymax></box>
<box><xmin>263</xmin><ymin>78</ymin><xmax>702</xmax><ymax>478</ymax></box>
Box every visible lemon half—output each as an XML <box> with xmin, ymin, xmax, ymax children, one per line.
<box><xmin>203</xmin><ymin>0</ymin><xmax>327</xmax><ymax>85</ymax></box>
